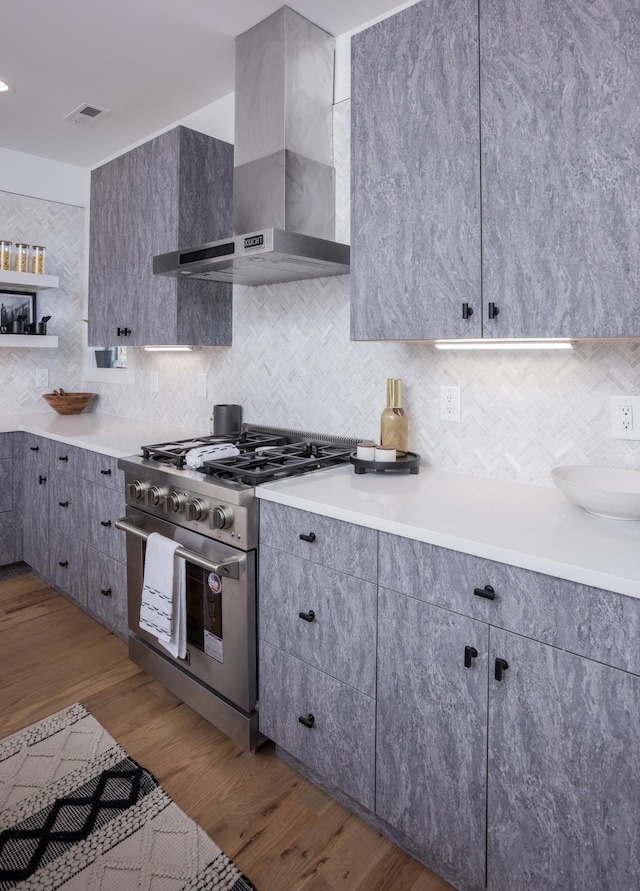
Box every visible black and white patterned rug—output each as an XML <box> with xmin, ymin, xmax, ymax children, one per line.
<box><xmin>0</xmin><ymin>704</ymin><xmax>257</xmax><ymax>890</ymax></box>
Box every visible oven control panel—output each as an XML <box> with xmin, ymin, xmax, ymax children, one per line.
<box><xmin>124</xmin><ymin>475</ymin><xmax>256</xmax><ymax>550</ymax></box>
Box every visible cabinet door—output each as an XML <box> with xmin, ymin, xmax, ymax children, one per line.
<box><xmin>481</xmin><ymin>0</ymin><xmax>640</xmax><ymax>338</ymax></box>
<box><xmin>49</xmin><ymin>528</ymin><xmax>87</xmax><ymax>607</ymax></box>
<box><xmin>22</xmin><ymin>462</ymin><xmax>49</xmax><ymax>577</ymax></box>
<box><xmin>86</xmin><ymin>549</ymin><xmax>127</xmax><ymax>638</ymax></box>
<box><xmin>376</xmin><ymin>587</ymin><xmax>488</xmax><ymax>890</ymax></box>
<box><xmin>488</xmin><ymin>628</ymin><xmax>640</xmax><ymax>890</ymax></box>
<box><xmin>351</xmin><ymin>0</ymin><xmax>481</xmax><ymax>341</ymax></box>
<box><xmin>48</xmin><ymin>470</ymin><xmax>89</xmax><ymax>539</ymax></box>
<box><xmin>87</xmin><ymin>484</ymin><xmax>126</xmax><ymax>563</ymax></box>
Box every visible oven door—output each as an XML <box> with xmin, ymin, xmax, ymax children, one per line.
<box><xmin>117</xmin><ymin>508</ymin><xmax>256</xmax><ymax>713</ymax></box>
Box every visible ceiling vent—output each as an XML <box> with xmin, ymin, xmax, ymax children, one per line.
<box><xmin>64</xmin><ymin>103</ymin><xmax>109</xmax><ymax>127</ymax></box>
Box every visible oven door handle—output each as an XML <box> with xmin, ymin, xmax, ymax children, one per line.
<box><xmin>115</xmin><ymin>518</ymin><xmax>243</xmax><ymax>579</ymax></box>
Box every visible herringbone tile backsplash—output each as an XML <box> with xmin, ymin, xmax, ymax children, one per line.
<box><xmin>4</xmin><ymin>101</ymin><xmax>640</xmax><ymax>487</ymax></box>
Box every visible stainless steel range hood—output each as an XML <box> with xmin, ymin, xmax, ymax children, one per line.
<box><xmin>153</xmin><ymin>6</ymin><xmax>350</xmax><ymax>287</ymax></box>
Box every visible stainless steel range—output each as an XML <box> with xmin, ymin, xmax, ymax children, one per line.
<box><xmin>116</xmin><ymin>424</ymin><xmax>355</xmax><ymax>751</ymax></box>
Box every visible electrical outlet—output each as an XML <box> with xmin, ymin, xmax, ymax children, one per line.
<box><xmin>149</xmin><ymin>371</ymin><xmax>159</xmax><ymax>393</ymax></box>
<box><xmin>197</xmin><ymin>373</ymin><xmax>207</xmax><ymax>398</ymax></box>
<box><xmin>440</xmin><ymin>385</ymin><xmax>461</xmax><ymax>422</ymax></box>
<box><xmin>35</xmin><ymin>367</ymin><xmax>49</xmax><ymax>388</ymax></box>
<box><xmin>611</xmin><ymin>396</ymin><xmax>640</xmax><ymax>440</ymax></box>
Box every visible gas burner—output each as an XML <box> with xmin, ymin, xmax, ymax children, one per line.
<box><xmin>201</xmin><ymin>441</ymin><xmax>353</xmax><ymax>485</ymax></box>
<box><xmin>140</xmin><ymin>431</ymin><xmax>286</xmax><ymax>469</ymax></box>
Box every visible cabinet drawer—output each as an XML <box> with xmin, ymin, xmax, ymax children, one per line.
<box><xmin>85</xmin><ymin>451</ymin><xmax>125</xmax><ymax>492</ymax></box>
<box><xmin>259</xmin><ymin>642</ymin><xmax>375</xmax><ymax>810</ymax></box>
<box><xmin>22</xmin><ymin>433</ymin><xmax>53</xmax><ymax>465</ymax></box>
<box><xmin>86</xmin><ymin>549</ymin><xmax>127</xmax><ymax>639</ymax></box>
<box><xmin>259</xmin><ymin>545</ymin><xmax>376</xmax><ymax>696</ymax></box>
<box><xmin>259</xmin><ymin>500</ymin><xmax>377</xmax><ymax>581</ymax></box>
<box><xmin>49</xmin><ymin>528</ymin><xmax>87</xmax><ymax>606</ymax></box>
<box><xmin>49</xmin><ymin>471</ymin><xmax>89</xmax><ymax>537</ymax></box>
<box><xmin>87</xmin><ymin>485</ymin><xmax>126</xmax><ymax>562</ymax></box>
<box><xmin>379</xmin><ymin>531</ymin><xmax>640</xmax><ymax>676</ymax></box>
<box><xmin>50</xmin><ymin>442</ymin><xmax>92</xmax><ymax>477</ymax></box>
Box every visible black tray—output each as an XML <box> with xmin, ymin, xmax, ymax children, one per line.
<box><xmin>350</xmin><ymin>451</ymin><xmax>420</xmax><ymax>475</ymax></box>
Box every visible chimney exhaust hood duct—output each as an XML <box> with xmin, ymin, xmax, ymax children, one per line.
<box><xmin>153</xmin><ymin>6</ymin><xmax>350</xmax><ymax>287</ymax></box>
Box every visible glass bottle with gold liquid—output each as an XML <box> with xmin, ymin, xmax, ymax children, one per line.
<box><xmin>380</xmin><ymin>378</ymin><xmax>408</xmax><ymax>455</ymax></box>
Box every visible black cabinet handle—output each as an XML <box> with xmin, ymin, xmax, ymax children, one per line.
<box><xmin>100</xmin><ymin>468</ymin><xmax>112</xmax><ymax>476</ymax></box>
<box><xmin>474</xmin><ymin>585</ymin><xmax>495</xmax><ymax>600</ymax></box>
<box><xmin>30</xmin><ymin>445</ymin><xmax>39</xmax><ymax>452</ymax></box>
<box><xmin>58</xmin><ymin>455</ymin><xmax>68</xmax><ymax>462</ymax></box>
<box><xmin>462</xmin><ymin>302</ymin><xmax>474</xmax><ymax>320</ymax></box>
<box><xmin>59</xmin><ymin>501</ymin><xmax>69</xmax><ymax>508</ymax></box>
<box><xmin>100</xmin><ymin>520</ymin><xmax>112</xmax><ymax>528</ymax></box>
<box><xmin>464</xmin><ymin>645</ymin><xmax>478</xmax><ymax>669</ymax></box>
<box><xmin>299</xmin><ymin>532</ymin><xmax>316</xmax><ymax>543</ymax></box>
<box><xmin>58</xmin><ymin>560</ymin><xmax>68</xmax><ymax>568</ymax></box>
<box><xmin>495</xmin><ymin>658</ymin><xmax>509</xmax><ymax>681</ymax></box>
<box><xmin>117</xmin><ymin>326</ymin><xmax>132</xmax><ymax>337</ymax></box>
<box><xmin>38</xmin><ymin>475</ymin><xmax>47</xmax><ymax>485</ymax></box>
<box><xmin>101</xmin><ymin>588</ymin><xmax>112</xmax><ymax>597</ymax></box>
<box><xmin>298</xmin><ymin>713</ymin><xmax>315</xmax><ymax>729</ymax></box>
<box><xmin>488</xmin><ymin>302</ymin><xmax>500</xmax><ymax>320</ymax></box>
<box><xmin>299</xmin><ymin>609</ymin><xmax>316</xmax><ymax>623</ymax></box>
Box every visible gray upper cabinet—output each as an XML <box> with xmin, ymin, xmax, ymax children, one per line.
<box><xmin>481</xmin><ymin>0</ymin><xmax>640</xmax><ymax>339</ymax></box>
<box><xmin>88</xmin><ymin>126</ymin><xmax>234</xmax><ymax>347</ymax></box>
<box><xmin>351</xmin><ymin>0</ymin><xmax>481</xmax><ymax>341</ymax></box>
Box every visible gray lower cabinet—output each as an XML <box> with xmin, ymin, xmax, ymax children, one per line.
<box><xmin>88</xmin><ymin>125</ymin><xmax>233</xmax><ymax>347</ymax></box>
<box><xmin>87</xmin><ymin>484</ymin><xmax>126</xmax><ymax>564</ymax></box>
<box><xmin>488</xmin><ymin>630</ymin><xmax>640</xmax><ymax>891</ymax></box>
<box><xmin>48</xmin><ymin>527</ymin><xmax>87</xmax><ymax>607</ymax></box>
<box><xmin>376</xmin><ymin>588</ymin><xmax>489</xmax><ymax>891</ymax></box>
<box><xmin>22</xmin><ymin>442</ymin><xmax>50</xmax><ymax>578</ymax></box>
<box><xmin>0</xmin><ymin>433</ymin><xmax>19</xmax><ymax>566</ymax></box>
<box><xmin>86</xmin><ymin>549</ymin><xmax>127</xmax><ymax>638</ymax></box>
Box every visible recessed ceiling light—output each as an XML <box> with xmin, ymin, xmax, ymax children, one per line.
<box><xmin>0</xmin><ymin>80</ymin><xmax>16</xmax><ymax>94</ymax></box>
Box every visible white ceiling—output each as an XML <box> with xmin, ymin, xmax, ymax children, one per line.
<box><xmin>1</xmin><ymin>0</ymin><xmax>407</xmax><ymax>169</ymax></box>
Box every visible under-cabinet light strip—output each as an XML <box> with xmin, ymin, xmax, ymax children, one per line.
<box><xmin>143</xmin><ymin>345</ymin><xmax>199</xmax><ymax>352</ymax></box>
<box><xmin>434</xmin><ymin>340</ymin><xmax>576</xmax><ymax>351</ymax></box>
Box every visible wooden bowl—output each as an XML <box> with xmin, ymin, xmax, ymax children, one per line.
<box><xmin>43</xmin><ymin>391</ymin><xmax>96</xmax><ymax>415</ymax></box>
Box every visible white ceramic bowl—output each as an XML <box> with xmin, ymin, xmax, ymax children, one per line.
<box><xmin>551</xmin><ymin>465</ymin><xmax>640</xmax><ymax>520</ymax></box>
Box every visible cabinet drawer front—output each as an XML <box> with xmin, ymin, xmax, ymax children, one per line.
<box><xmin>0</xmin><ymin>512</ymin><xmax>20</xmax><ymax>566</ymax></box>
<box><xmin>259</xmin><ymin>642</ymin><xmax>375</xmax><ymax>811</ymax></box>
<box><xmin>51</xmin><ymin>442</ymin><xmax>92</xmax><ymax>477</ymax></box>
<box><xmin>23</xmin><ymin>433</ymin><xmax>53</xmax><ymax>465</ymax></box>
<box><xmin>0</xmin><ymin>457</ymin><xmax>12</xmax><ymax>512</ymax></box>
<box><xmin>49</xmin><ymin>472</ymin><xmax>89</xmax><ymax>536</ymax></box>
<box><xmin>49</xmin><ymin>528</ymin><xmax>87</xmax><ymax>606</ymax></box>
<box><xmin>379</xmin><ymin>531</ymin><xmax>640</xmax><ymax>676</ymax></box>
<box><xmin>259</xmin><ymin>545</ymin><xmax>377</xmax><ymax>696</ymax></box>
<box><xmin>87</xmin><ymin>485</ymin><xmax>126</xmax><ymax>562</ymax></box>
<box><xmin>0</xmin><ymin>432</ymin><xmax>13</xmax><ymax>459</ymax></box>
<box><xmin>259</xmin><ymin>500</ymin><xmax>377</xmax><ymax>581</ymax></box>
<box><xmin>85</xmin><ymin>451</ymin><xmax>125</xmax><ymax>491</ymax></box>
<box><xmin>86</xmin><ymin>549</ymin><xmax>127</xmax><ymax>638</ymax></box>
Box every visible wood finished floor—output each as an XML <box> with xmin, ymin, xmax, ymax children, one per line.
<box><xmin>0</xmin><ymin>573</ymin><xmax>454</xmax><ymax>891</ymax></box>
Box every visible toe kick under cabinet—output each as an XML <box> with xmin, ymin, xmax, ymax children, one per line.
<box><xmin>18</xmin><ymin>433</ymin><xmax>128</xmax><ymax>638</ymax></box>
<box><xmin>258</xmin><ymin>500</ymin><xmax>640</xmax><ymax>891</ymax></box>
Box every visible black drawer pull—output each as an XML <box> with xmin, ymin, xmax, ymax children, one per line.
<box><xmin>474</xmin><ymin>585</ymin><xmax>495</xmax><ymax>600</ymax></box>
<box><xmin>100</xmin><ymin>520</ymin><xmax>112</xmax><ymax>528</ymax></box>
<box><xmin>59</xmin><ymin>501</ymin><xmax>69</xmax><ymax>508</ymax></box>
<box><xmin>58</xmin><ymin>560</ymin><xmax>68</xmax><ymax>568</ymax></box>
<box><xmin>495</xmin><ymin>658</ymin><xmax>509</xmax><ymax>682</ymax></box>
<box><xmin>38</xmin><ymin>475</ymin><xmax>47</xmax><ymax>485</ymax></box>
<box><xmin>462</xmin><ymin>302</ymin><xmax>474</xmax><ymax>319</ymax></box>
<box><xmin>30</xmin><ymin>445</ymin><xmax>39</xmax><ymax>452</ymax></box>
<box><xmin>58</xmin><ymin>455</ymin><xmax>69</xmax><ymax>462</ymax></box>
<box><xmin>488</xmin><ymin>302</ymin><xmax>500</xmax><ymax>320</ymax></box>
<box><xmin>100</xmin><ymin>468</ymin><xmax>112</xmax><ymax>476</ymax></box>
<box><xmin>117</xmin><ymin>326</ymin><xmax>132</xmax><ymax>337</ymax></box>
<box><xmin>298</xmin><ymin>713</ymin><xmax>315</xmax><ymax>729</ymax></box>
<box><xmin>299</xmin><ymin>532</ymin><xmax>316</xmax><ymax>543</ymax></box>
<box><xmin>464</xmin><ymin>645</ymin><xmax>478</xmax><ymax>669</ymax></box>
<box><xmin>101</xmin><ymin>588</ymin><xmax>112</xmax><ymax>597</ymax></box>
<box><xmin>299</xmin><ymin>609</ymin><xmax>316</xmax><ymax>623</ymax></box>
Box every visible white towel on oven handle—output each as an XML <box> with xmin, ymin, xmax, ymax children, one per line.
<box><xmin>139</xmin><ymin>532</ymin><xmax>187</xmax><ymax>660</ymax></box>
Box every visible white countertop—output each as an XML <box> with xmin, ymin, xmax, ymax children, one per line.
<box><xmin>0</xmin><ymin>412</ymin><xmax>203</xmax><ymax>458</ymax></box>
<box><xmin>256</xmin><ymin>464</ymin><xmax>640</xmax><ymax>601</ymax></box>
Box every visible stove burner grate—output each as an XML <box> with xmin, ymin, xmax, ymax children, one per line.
<box><xmin>140</xmin><ymin>431</ymin><xmax>286</xmax><ymax>469</ymax></box>
<box><xmin>201</xmin><ymin>442</ymin><xmax>352</xmax><ymax>485</ymax></box>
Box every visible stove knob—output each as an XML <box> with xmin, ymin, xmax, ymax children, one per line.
<box><xmin>165</xmin><ymin>491</ymin><xmax>186</xmax><ymax>514</ymax></box>
<box><xmin>186</xmin><ymin>499</ymin><xmax>208</xmax><ymax>522</ymax></box>
<box><xmin>128</xmin><ymin>480</ymin><xmax>147</xmax><ymax>501</ymax></box>
<box><xmin>210</xmin><ymin>505</ymin><xmax>233</xmax><ymax>530</ymax></box>
<box><xmin>148</xmin><ymin>485</ymin><xmax>165</xmax><ymax>507</ymax></box>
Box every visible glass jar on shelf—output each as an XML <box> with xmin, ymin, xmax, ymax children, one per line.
<box><xmin>14</xmin><ymin>243</ymin><xmax>29</xmax><ymax>273</ymax></box>
<box><xmin>0</xmin><ymin>241</ymin><xmax>12</xmax><ymax>271</ymax></box>
<box><xmin>31</xmin><ymin>245</ymin><xmax>46</xmax><ymax>275</ymax></box>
